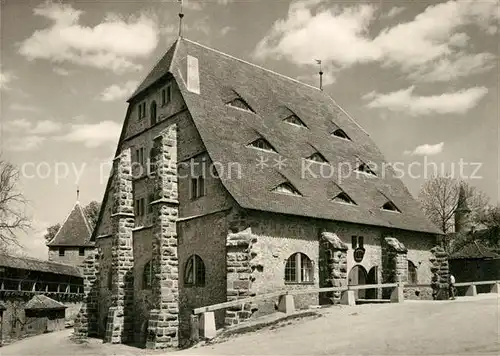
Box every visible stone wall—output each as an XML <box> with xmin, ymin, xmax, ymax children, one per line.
<box><xmin>430</xmin><ymin>246</ymin><xmax>449</xmax><ymax>300</ymax></box>
<box><xmin>319</xmin><ymin>232</ymin><xmax>348</xmax><ymax>304</ymax></box>
<box><xmin>145</xmin><ymin>125</ymin><xmax>180</xmax><ymax>350</ymax></box>
<box><xmin>48</xmin><ymin>247</ymin><xmax>96</xmax><ymax>267</ymax></box>
<box><xmin>74</xmin><ymin>251</ymin><xmax>99</xmax><ymax>338</ymax></box>
<box><xmin>178</xmin><ymin>210</ymin><xmax>230</xmax><ymax>342</ymax></box>
<box><xmin>104</xmin><ymin>149</ymin><xmax>135</xmax><ymax>344</ymax></box>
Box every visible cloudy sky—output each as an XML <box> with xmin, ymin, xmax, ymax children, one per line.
<box><xmin>0</xmin><ymin>0</ymin><xmax>498</xmax><ymax>259</ymax></box>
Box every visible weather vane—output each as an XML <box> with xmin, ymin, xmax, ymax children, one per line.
<box><xmin>315</xmin><ymin>59</ymin><xmax>323</xmax><ymax>91</ymax></box>
<box><xmin>178</xmin><ymin>0</ymin><xmax>185</xmax><ymax>38</ymax></box>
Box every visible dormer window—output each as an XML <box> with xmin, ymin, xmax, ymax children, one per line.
<box><xmin>333</xmin><ymin>192</ymin><xmax>356</xmax><ymax>205</ymax></box>
<box><xmin>382</xmin><ymin>201</ymin><xmax>400</xmax><ymax>213</ymax></box>
<box><xmin>284</xmin><ymin>115</ymin><xmax>307</xmax><ymax>128</ymax></box>
<box><xmin>356</xmin><ymin>162</ymin><xmax>376</xmax><ymax>176</ymax></box>
<box><xmin>248</xmin><ymin>138</ymin><xmax>277</xmax><ymax>153</ymax></box>
<box><xmin>227</xmin><ymin>98</ymin><xmax>254</xmax><ymax>113</ymax></box>
<box><xmin>306</xmin><ymin>152</ymin><xmax>328</xmax><ymax>163</ymax></box>
<box><xmin>332</xmin><ymin>129</ymin><xmax>351</xmax><ymax>141</ymax></box>
<box><xmin>273</xmin><ymin>182</ymin><xmax>302</xmax><ymax>196</ymax></box>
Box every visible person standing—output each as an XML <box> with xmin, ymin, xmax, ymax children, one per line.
<box><xmin>449</xmin><ymin>274</ymin><xmax>456</xmax><ymax>300</ymax></box>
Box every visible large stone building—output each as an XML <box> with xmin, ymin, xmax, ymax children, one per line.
<box><xmin>79</xmin><ymin>37</ymin><xmax>444</xmax><ymax>349</ymax></box>
<box><xmin>47</xmin><ymin>200</ymin><xmax>96</xmax><ymax>266</ymax></box>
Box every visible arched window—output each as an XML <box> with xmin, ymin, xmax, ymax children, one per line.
<box><xmin>408</xmin><ymin>260</ymin><xmax>418</xmax><ymax>284</ymax></box>
<box><xmin>184</xmin><ymin>255</ymin><xmax>205</xmax><ymax>287</ymax></box>
<box><xmin>148</xmin><ymin>147</ymin><xmax>157</xmax><ymax>175</ymax></box>
<box><xmin>143</xmin><ymin>261</ymin><xmax>153</xmax><ymax>289</ymax></box>
<box><xmin>150</xmin><ymin>101</ymin><xmax>157</xmax><ymax>125</ymax></box>
<box><xmin>285</xmin><ymin>253</ymin><xmax>313</xmax><ymax>283</ymax></box>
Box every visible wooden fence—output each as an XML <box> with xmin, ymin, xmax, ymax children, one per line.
<box><xmin>190</xmin><ymin>279</ymin><xmax>500</xmax><ymax>341</ymax></box>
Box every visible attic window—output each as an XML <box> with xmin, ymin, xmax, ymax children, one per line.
<box><xmin>284</xmin><ymin>115</ymin><xmax>307</xmax><ymax>128</ymax></box>
<box><xmin>332</xmin><ymin>129</ymin><xmax>351</xmax><ymax>140</ymax></box>
<box><xmin>248</xmin><ymin>138</ymin><xmax>277</xmax><ymax>153</ymax></box>
<box><xmin>333</xmin><ymin>192</ymin><xmax>356</xmax><ymax>205</ymax></box>
<box><xmin>227</xmin><ymin>98</ymin><xmax>254</xmax><ymax>113</ymax></box>
<box><xmin>356</xmin><ymin>163</ymin><xmax>376</xmax><ymax>176</ymax></box>
<box><xmin>273</xmin><ymin>183</ymin><xmax>302</xmax><ymax>196</ymax></box>
<box><xmin>382</xmin><ymin>201</ymin><xmax>400</xmax><ymax>213</ymax></box>
<box><xmin>306</xmin><ymin>152</ymin><xmax>328</xmax><ymax>163</ymax></box>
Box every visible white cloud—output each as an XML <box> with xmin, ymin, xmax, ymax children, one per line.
<box><xmin>0</xmin><ymin>70</ymin><xmax>14</xmax><ymax>90</ymax></box>
<box><xmin>56</xmin><ymin>121</ymin><xmax>121</xmax><ymax>148</ymax></box>
<box><xmin>10</xmin><ymin>103</ymin><xmax>41</xmax><ymax>112</ymax></box>
<box><xmin>409</xmin><ymin>52</ymin><xmax>496</xmax><ymax>82</ymax></box>
<box><xmin>19</xmin><ymin>2</ymin><xmax>159</xmax><ymax>73</ymax></box>
<box><xmin>385</xmin><ymin>6</ymin><xmax>405</xmax><ymax>18</ymax></box>
<box><xmin>53</xmin><ymin>67</ymin><xmax>70</xmax><ymax>76</ymax></box>
<box><xmin>30</xmin><ymin>120</ymin><xmax>63</xmax><ymax>134</ymax></box>
<box><xmin>404</xmin><ymin>142</ymin><xmax>444</xmax><ymax>156</ymax></box>
<box><xmin>254</xmin><ymin>0</ymin><xmax>499</xmax><ymax>81</ymax></box>
<box><xmin>5</xmin><ymin>135</ymin><xmax>46</xmax><ymax>152</ymax></box>
<box><xmin>3</xmin><ymin>118</ymin><xmax>32</xmax><ymax>132</ymax></box>
<box><xmin>3</xmin><ymin>118</ymin><xmax>62</xmax><ymax>134</ymax></box>
<box><xmin>220</xmin><ymin>26</ymin><xmax>232</xmax><ymax>36</ymax></box>
<box><xmin>100</xmin><ymin>81</ymin><xmax>138</xmax><ymax>102</ymax></box>
<box><xmin>364</xmin><ymin>86</ymin><xmax>488</xmax><ymax>115</ymax></box>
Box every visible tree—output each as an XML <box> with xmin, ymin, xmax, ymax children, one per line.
<box><xmin>476</xmin><ymin>206</ymin><xmax>500</xmax><ymax>248</ymax></box>
<box><xmin>419</xmin><ymin>176</ymin><xmax>489</xmax><ymax>233</ymax></box>
<box><xmin>43</xmin><ymin>223</ymin><xmax>61</xmax><ymax>243</ymax></box>
<box><xmin>44</xmin><ymin>201</ymin><xmax>101</xmax><ymax>245</ymax></box>
<box><xmin>418</xmin><ymin>176</ymin><xmax>489</xmax><ymax>252</ymax></box>
<box><xmin>83</xmin><ymin>200</ymin><xmax>101</xmax><ymax>232</ymax></box>
<box><xmin>0</xmin><ymin>158</ymin><xmax>30</xmax><ymax>250</ymax></box>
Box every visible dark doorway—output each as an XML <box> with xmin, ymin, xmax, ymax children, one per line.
<box><xmin>366</xmin><ymin>266</ymin><xmax>378</xmax><ymax>299</ymax></box>
<box><xmin>348</xmin><ymin>265</ymin><xmax>368</xmax><ymax>300</ymax></box>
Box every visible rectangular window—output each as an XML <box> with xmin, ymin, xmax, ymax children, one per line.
<box><xmin>59</xmin><ymin>248</ymin><xmax>65</xmax><ymax>257</ymax></box>
<box><xmin>351</xmin><ymin>236</ymin><xmax>357</xmax><ymax>249</ymax></box>
<box><xmin>167</xmin><ymin>85</ymin><xmax>172</xmax><ymax>104</ymax></box>
<box><xmin>190</xmin><ymin>176</ymin><xmax>206</xmax><ymax>200</ymax></box>
<box><xmin>140</xmin><ymin>198</ymin><xmax>145</xmax><ymax>216</ymax></box>
<box><xmin>147</xmin><ymin>194</ymin><xmax>154</xmax><ymax>214</ymax></box>
<box><xmin>198</xmin><ymin>176</ymin><xmax>205</xmax><ymax>197</ymax></box>
<box><xmin>190</xmin><ymin>178</ymin><xmax>198</xmax><ymax>200</ymax></box>
<box><xmin>358</xmin><ymin>236</ymin><xmax>364</xmax><ymax>248</ymax></box>
<box><xmin>79</xmin><ymin>248</ymin><xmax>85</xmax><ymax>256</ymax></box>
<box><xmin>161</xmin><ymin>89</ymin><xmax>166</xmax><ymax>106</ymax></box>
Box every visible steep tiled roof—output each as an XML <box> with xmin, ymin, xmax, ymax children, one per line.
<box><xmin>450</xmin><ymin>240</ymin><xmax>500</xmax><ymax>260</ymax></box>
<box><xmin>24</xmin><ymin>295</ymin><xmax>67</xmax><ymax>310</ymax></box>
<box><xmin>47</xmin><ymin>202</ymin><xmax>93</xmax><ymax>247</ymax></box>
<box><xmin>128</xmin><ymin>38</ymin><xmax>442</xmax><ymax>235</ymax></box>
<box><xmin>0</xmin><ymin>253</ymin><xmax>82</xmax><ymax>277</ymax></box>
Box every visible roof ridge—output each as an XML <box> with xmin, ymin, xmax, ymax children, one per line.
<box><xmin>181</xmin><ymin>38</ymin><xmax>321</xmax><ymax>92</ymax></box>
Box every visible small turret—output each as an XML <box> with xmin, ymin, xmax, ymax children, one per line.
<box><xmin>454</xmin><ymin>184</ymin><xmax>471</xmax><ymax>233</ymax></box>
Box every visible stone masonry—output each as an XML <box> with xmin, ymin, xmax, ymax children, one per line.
<box><xmin>381</xmin><ymin>237</ymin><xmax>408</xmax><ymax>298</ymax></box>
<box><xmin>146</xmin><ymin>125</ymin><xmax>180</xmax><ymax>350</ymax></box>
<box><xmin>430</xmin><ymin>246</ymin><xmax>449</xmax><ymax>300</ymax></box>
<box><xmin>225</xmin><ymin>227</ymin><xmax>260</xmax><ymax>326</ymax></box>
<box><xmin>319</xmin><ymin>231</ymin><xmax>349</xmax><ymax>304</ymax></box>
<box><xmin>74</xmin><ymin>251</ymin><xmax>100</xmax><ymax>339</ymax></box>
<box><xmin>104</xmin><ymin>149</ymin><xmax>135</xmax><ymax>344</ymax></box>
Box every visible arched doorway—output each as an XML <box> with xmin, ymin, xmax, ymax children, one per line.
<box><xmin>348</xmin><ymin>265</ymin><xmax>368</xmax><ymax>300</ymax></box>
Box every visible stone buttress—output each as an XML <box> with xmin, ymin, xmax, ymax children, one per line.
<box><xmin>319</xmin><ymin>231</ymin><xmax>349</xmax><ymax>304</ymax></box>
<box><xmin>104</xmin><ymin>149</ymin><xmax>135</xmax><ymax>344</ymax></box>
<box><xmin>381</xmin><ymin>237</ymin><xmax>408</xmax><ymax>298</ymax></box>
<box><xmin>74</xmin><ymin>251</ymin><xmax>100</xmax><ymax>339</ymax></box>
<box><xmin>146</xmin><ymin>125</ymin><xmax>180</xmax><ymax>350</ymax></box>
